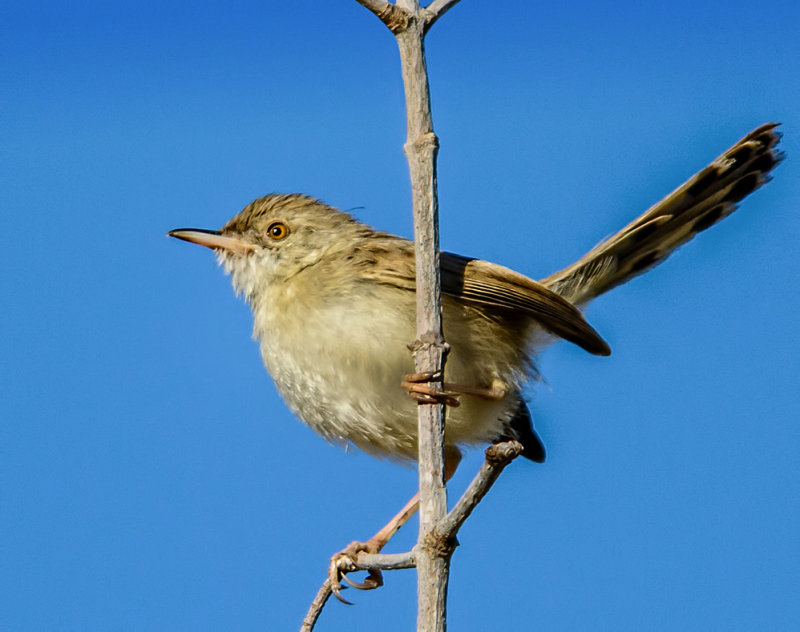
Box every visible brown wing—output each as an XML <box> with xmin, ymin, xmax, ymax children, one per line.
<box><xmin>440</xmin><ymin>253</ymin><xmax>610</xmax><ymax>356</ymax></box>
<box><xmin>540</xmin><ymin>123</ymin><xmax>782</xmax><ymax>304</ymax></box>
<box><xmin>355</xmin><ymin>238</ymin><xmax>610</xmax><ymax>356</ymax></box>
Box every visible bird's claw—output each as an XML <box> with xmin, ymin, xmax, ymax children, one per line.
<box><xmin>328</xmin><ymin>541</ymin><xmax>383</xmax><ymax>604</ymax></box>
<box><xmin>401</xmin><ymin>372</ymin><xmax>461</xmax><ymax>407</ymax></box>
<box><xmin>342</xmin><ymin>569</ymin><xmax>383</xmax><ymax>590</ymax></box>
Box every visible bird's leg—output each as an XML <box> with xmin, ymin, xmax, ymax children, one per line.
<box><xmin>328</xmin><ymin>494</ymin><xmax>418</xmax><ymax>600</ymax></box>
<box><xmin>402</xmin><ymin>371</ymin><xmax>507</xmax><ymax>404</ymax></box>
<box><xmin>328</xmin><ymin>450</ymin><xmax>462</xmax><ymax>603</ymax></box>
<box><xmin>443</xmin><ymin>379</ymin><xmax>507</xmax><ymax>401</ymax></box>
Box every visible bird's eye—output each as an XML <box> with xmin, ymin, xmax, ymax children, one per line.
<box><xmin>267</xmin><ymin>222</ymin><xmax>289</xmax><ymax>240</ymax></box>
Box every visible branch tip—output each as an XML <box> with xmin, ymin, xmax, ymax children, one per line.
<box><xmin>485</xmin><ymin>439</ymin><xmax>524</xmax><ymax>466</ymax></box>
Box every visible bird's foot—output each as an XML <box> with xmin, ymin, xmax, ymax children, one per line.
<box><xmin>328</xmin><ymin>540</ymin><xmax>384</xmax><ymax>604</ymax></box>
<box><xmin>401</xmin><ymin>371</ymin><xmax>461</xmax><ymax>407</ymax></box>
<box><xmin>402</xmin><ymin>372</ymin><xmax>508</xmax><ymax>405</ymax></box>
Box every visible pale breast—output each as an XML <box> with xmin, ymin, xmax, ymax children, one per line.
<box><xmin>250</xmin><ymin>274</ymin><xmax>531</xmax><ymax>460</ymax></box>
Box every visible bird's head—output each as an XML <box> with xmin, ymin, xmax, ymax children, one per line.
<box><xmin>169</xmin><ymin>193</ymin><xmax>372</xmax><ymax>302</ymax></box>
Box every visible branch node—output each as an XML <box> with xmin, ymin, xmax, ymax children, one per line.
<box><xmin>354</xmin><ymin>1</ymin><xmax>411</xmax><ymax>34</ymax></box>
<box><xmin>404</xmin><ymin>131</ymin><xmax>440</xmax><ymax>155</ymax></box>
<box><xmin>381</xmin><ymin>5</ymin><xmax>410</xmax><ymax>34</ymax></box>
<box><xmin>422</xmin><ymin>530</ymin><xmax>458</xmax><ymax>560</ymax></box>
<box><xmin>408</xmin><ymin>333</ymin><xmax>450</xmax><ymax>356</ymax></box>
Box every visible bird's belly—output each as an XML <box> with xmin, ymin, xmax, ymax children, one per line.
<box><xmin>261</xmin><ymin>327</ymin><xmax>422</xmax><ymax>458</ymax></box>
<box><xmin>254</xmin><ymin>294</ymin><xmax>520</xmax><ymax>460</ymax></box>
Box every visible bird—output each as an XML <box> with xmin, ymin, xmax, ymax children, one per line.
<box><xmin>169</xmin><ymin>123</ymin><xmax>781</xmax><ymax>596</ymax></box>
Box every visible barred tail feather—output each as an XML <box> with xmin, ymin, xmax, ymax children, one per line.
<box><xmin>541</xmin><ymin>123</ymin><xmax>782</xmax><ymax>305</ymax></box>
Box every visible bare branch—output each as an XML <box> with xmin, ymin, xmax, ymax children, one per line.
<box><xmin>306</xmin><ymin>3</ymin><xmax>510</xmax><ymax>630</ymax></box>
<box><xmin>391</xmin><ymin>9</ymin><xmax>451</xmax><ymax>628</ymax></box>
<box><xmin>438</xmin><ymin>441</ymin><xmax>523</xmax><ymax>537</ymax></box>
<box><xmin>301</xmin><ymin>580</ymin><xmax>333</xmax><ymax>632</ymax></box>
<box><xmin>354</xmin><ymin>0</ymin><xmax>410</xmax><ymax>33</ymax></box>
<box><xmin>357</xmin><ymin>550</ymin><xmax>417</xmax><ymax>571</ymax></box>
<box><xmin>423</xmin><ymin>0</ymin><xmax>463</xmax><ymax>31</ymax></box>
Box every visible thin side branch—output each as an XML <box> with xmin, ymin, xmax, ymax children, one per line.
<box><xmin>356</xmin><ymin>550</ymin><xmax>417</xmax><ymax>571</ymax></box>
<box><xmin>301</xmin><ymin>580</ymin><xmax>333</xmax><ymax>632</ymax></box>
<box><xmin>301</xmin><ymin>440</ymin><xmax>524</xmax><ymax>629</ymax></box>
<box><xmin>422</xmin><ymin>0</ymin><xmax>463</xmax><ymax>31</ymax></box>
<box><xmin>438</xmin><ymin>441</ymin><xmax>524</xmax><ymax>537</ymax></box>
<box><xmin>354</xmin><ymin>0</ymin><xmax>410</xmax><ymax>33</ymax></box>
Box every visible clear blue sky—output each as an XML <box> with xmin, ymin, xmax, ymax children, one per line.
<box><xmin>4</xmin><ymin>1</ymin><xmax>799</xmax><ymax>630</ymax></box>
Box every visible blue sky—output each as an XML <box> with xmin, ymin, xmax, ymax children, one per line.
<box><xmin>3</xmin><ymin>1</ymin><xmax>799</xmax><ymax>630</ymax></box>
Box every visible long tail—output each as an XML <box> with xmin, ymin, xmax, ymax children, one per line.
<box><xmin>540</xmin><ymin>123</ymin><xmax>782</xmax><ymax>305</ymax></box>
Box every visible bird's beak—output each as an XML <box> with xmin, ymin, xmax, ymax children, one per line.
<box><xmin>168</xmin><ymin>228</ymin><xmax>254</xmax><ymax>255</ymax></box>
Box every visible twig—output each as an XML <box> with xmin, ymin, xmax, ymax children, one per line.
<box><xmin>300</xmin><ymin>439</ymin><xmax>522</xmax><ymax>630</ymax></box>
<box><xmin>356</xmin><ymin>550</ymin><xmax>417</xmax><ymax>571</ymax></box>
<box><xmin>438</xmin><ymin>441</ymin><xmax>524</xmax><ymax>537</ymax></box>
<box><xmin>301</xmin><ymin>579</ymin><xmax>333</xmax><ymax>632</ymax></box>
<box><xmin>422</xmin><ymin>0</ymin><xmax>463</xmax><ymax>31</ymax></box>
